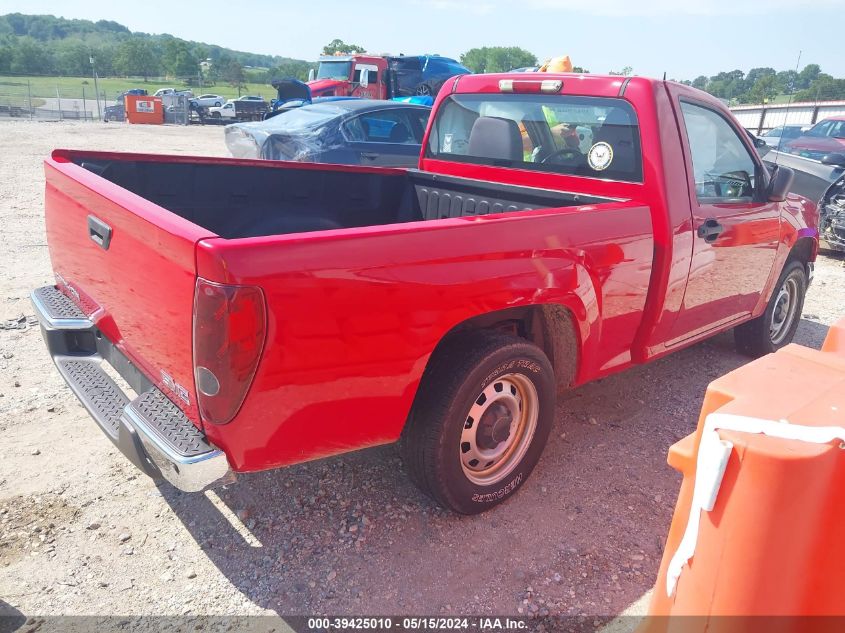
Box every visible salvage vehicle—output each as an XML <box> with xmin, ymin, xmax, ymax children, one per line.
<box><xmin>208</xmin><ymin>98</ymin><xmax>268</xmax><ymax>122</ymax></box>
<box><xmin>226</xmin><ymin>99</ymin><xmax>430</xmax><ymax>167</ymax></box>
<box><xmin>759</xmin><ymin>124</ymin><xmax>806</xmax><ymax>150</ymax></box>
<box><xmin>264</xmin><ymin>78</ymin><xmax>432</xmax><ymax>120</ymax></box>
<box><xmin>782</xmin><ymin>117</ymin><xmax>845</xmax><ymax>160</ymax></box>
<box><xmin>33</xmin><ymin>74</ymin><xmax>818</xmax><ymax>514</ymax></box>
<box><xmin>153</xmin><ymin>88</ymin><xmax>193</xmax><ymax>98</ymax></box>
<box><xmin>818</xmin><ymin>172</ymin><xmax>845</xmax><ymax>252</ymax></box>
<box><xmin>763</xmin><ymin>149</ymin><xmax>845</xmax><ymax>204</ymax></box>
<box><xmin>190</xmin><ymin>94</ymin><xmax>225</xmax><ymax>108</ymax></box>
<box><xmin>308</xmin><ymin>54</ymin><xmax>469</xmax><ymax>99</ymax></box>
<box><xmin>102</xmin><ymin>100</ymin><xmax>124</xmax><ymax>123</ymax></box>
<box><xmin>103</xmin><ymin>89</ymin><xmax>149</xmax><ymax>122</ymax></box>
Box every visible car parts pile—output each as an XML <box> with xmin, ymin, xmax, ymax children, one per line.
<box><xmin>820</xmin><ymin>175</ymin><xmax>845</xmax><ymax>252</ymax></box>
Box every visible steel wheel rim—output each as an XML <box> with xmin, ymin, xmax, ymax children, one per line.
<box><xmin>459</xmin><ymin>373</ymin><xmax>539</xmax><ymax>486</ymax></box>
<box><xmin>770</xmin><ymin>275</ymin><xmax>799</xmax><ymax>345</ymax></box>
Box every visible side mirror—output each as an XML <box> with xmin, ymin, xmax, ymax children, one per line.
<box><xmin>767</xmin><ymin>165</ymin><xmax>794</xmax><ymax>202</ymax></box>
<box><xmin>821</xmin><ymin>152</ymin><xmax>845</xmax><ymax>168</ymax></box>
<box><xmin>754</xmin><ymin>137</ymin><xmax>768</xmax><ymax>149</ymax></box>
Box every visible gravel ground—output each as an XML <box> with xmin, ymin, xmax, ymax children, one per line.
<box><xmin>1</xmin><ymin>120</ymin><xmax>844</xmax><ymax>623</ymax></box>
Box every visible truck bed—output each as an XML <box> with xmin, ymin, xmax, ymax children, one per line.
<box><xmin>67</xmin><ymin>152</ymin><xmax>617</xmax><ymax>239</ymax></box>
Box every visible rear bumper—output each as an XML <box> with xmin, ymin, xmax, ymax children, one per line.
<box><xmin>31</xmin><ymin>285</ymin><xmax>232</xmax><ymax>492</ymax></box>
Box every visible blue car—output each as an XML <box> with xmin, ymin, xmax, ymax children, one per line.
<box><xmin>387</xmin><ymin>55</ymin><xmax>469</xmax><ymax>97</ymax></box>
<box><xmin>226</xmin><ymin>99</ymin><xmax>431</xmax><ymax>167</ymax></box>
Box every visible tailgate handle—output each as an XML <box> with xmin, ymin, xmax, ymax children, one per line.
<box><xmin>87</xmin><ymin>215</ymin><xmax>112</xmax><ymax>250</ymax></box>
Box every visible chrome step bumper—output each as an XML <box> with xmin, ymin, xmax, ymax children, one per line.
<box><xmin>31</xmin><ymin>285</ymin><xmax>232</xmax><ymax>492</ymax></box>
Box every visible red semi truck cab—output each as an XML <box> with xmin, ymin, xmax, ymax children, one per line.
<box><xmin>32</xmin><ymin>73</ymin><xmax>818</xmax><ymax>513</ymax></box>
<box><xmin>309</xmin><ymin>54</ymin><xmax>389</xmax><ymax>99</ymax></box>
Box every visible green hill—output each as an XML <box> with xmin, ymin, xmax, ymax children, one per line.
<box><xmin>0</xmin><ymin>13</ymin><xmax>312</xmax><ymax>82</ymax></box>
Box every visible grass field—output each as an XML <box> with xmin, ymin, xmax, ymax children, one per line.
<box><xmin>0</xmin><ymin>75</ymin><xmax>275</xmax><ymax>101</ymax></box>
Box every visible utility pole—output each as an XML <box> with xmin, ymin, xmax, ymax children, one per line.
<box><xmin>90</xmin><ymin>55</ymin><xmax>101</xmax><ymax>121</ymax></box>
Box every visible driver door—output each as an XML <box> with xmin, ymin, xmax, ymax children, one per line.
<box><xmin>666</xmin><ymin>97</ymin><xmax>781</xmax><ymax>344</ymax></box>
<box><xmin>350</xmin><ymin>64</ymin><xmax>378</xmax><ymax>99</ymax></box>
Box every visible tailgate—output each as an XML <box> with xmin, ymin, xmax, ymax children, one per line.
<box><xmin>44</xmin><ymin>153</ymin><xmax>215</xmax><ymax>427</ymax></box>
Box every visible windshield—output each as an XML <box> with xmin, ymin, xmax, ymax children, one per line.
<box><xmin>316</xmin><ymin>61</ymin><xmax>351</xmax><ymax>81</ymax></box>
<box><xmin>427</xmin><ymin>93</ymin><xmax>642</xmax><ymax>182</ymax></box>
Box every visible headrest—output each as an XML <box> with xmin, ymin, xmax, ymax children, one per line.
<box><xmin>468</xmin><ymin>116</ymin><xmax>523</xmax><ymax>163</ymax></box>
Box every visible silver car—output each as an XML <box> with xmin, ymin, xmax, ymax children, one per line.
<box><xmin>760</xmin><ymin>125</ymin><xmax>806</xmax><ymax>149</ymax></box>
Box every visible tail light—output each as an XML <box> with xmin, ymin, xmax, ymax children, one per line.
<box><xmin>193</xmin><ymin>278</ymin><xmax>266</xmax><ymax>425</ymax></box>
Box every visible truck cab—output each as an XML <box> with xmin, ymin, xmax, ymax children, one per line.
<box><xmin>309</xmin><ymin>55</ymin><xmax>388</xmax><ymax>99</ymax></box>
<box><xmin>308</xmin><ymin>54</ymin><xmax>470</xmax><ymax>100</ymax></box>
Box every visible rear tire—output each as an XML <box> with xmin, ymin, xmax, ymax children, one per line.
<box><xmin>414</xmin><ymin>82</ymin><xmax>434</xmax><ymax>97</ymax></box>
<box><xmin>400</xmin><ymin>331</ymin><xmax>555</xmax><ymax>514</ymax></box>
<box><xmin>734</xmin><ymin>260</ymin><xmax>807</xmax><ymax>357</ymax></box>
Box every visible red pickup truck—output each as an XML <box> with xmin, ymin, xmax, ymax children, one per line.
<box><xmin>33</xmin><ymin>74</ymin><xmax>818</xmax><ymax>513</ymax></box>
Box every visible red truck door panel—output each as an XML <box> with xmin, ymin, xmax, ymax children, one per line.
<box><xmin>666</xmin><ymin>95</ymin><xmax>780</xmax><ymax>344</ymax></box>
<box><xmin>350</xmin><ymin>61</ymin><xmax>385</xmax><ymax>99</ymax></box>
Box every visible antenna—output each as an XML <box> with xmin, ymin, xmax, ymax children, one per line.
<box><xmin>774</xmin><ymin>50</ymin><xmax>802</xmax><ymax>167</ymax></box>
<box><xmin>663</xmin><ymin>71</ymin><xmax>667</xmax><ymax>81</ymax></box>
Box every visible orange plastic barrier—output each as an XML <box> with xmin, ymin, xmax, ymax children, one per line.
<box><xmin>125</xmin><ymin>95</ymin><xmax>164</xmax><ymax>125</ymax></box>
<box><xmin>644</xmin><ymin>316</ymin><xmax>845</xmax><ymax>627</ymax></box>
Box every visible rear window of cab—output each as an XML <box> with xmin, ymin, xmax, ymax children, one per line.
<box><xmin>426</xmin><ymin>94</ymin><xmax>643</xmax><ymax>183</ymax></box>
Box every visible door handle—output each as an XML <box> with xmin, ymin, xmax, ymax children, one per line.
<box><xmin>87</xmin><ymin>214</ymin><xmax>112</xmax><ymax>250</ymax></box>
<box><xmin>697</xmin><ymin>218</ymin><xmax>724</xmax><ymax>243</ymax></box>
<box><xmin>360</xmin><ymin>152</ymin><xmax>379</xmax><ymax>161</ymax></box>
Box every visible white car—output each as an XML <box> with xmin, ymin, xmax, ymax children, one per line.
<box><xmin>153</xmin><ymin>88</ymin><xmax>194</xmax><ymax>98</ymax></box>
<box><xmin>191</xmin><ymin>94</ymin><xmax>225</xmax><ymax>108</ymax></box>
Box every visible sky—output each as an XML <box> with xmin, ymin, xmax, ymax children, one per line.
<box><xmin>1</xmin><ymin>0</ymin><xmax>843</xmax><ymax>79</ymax></box>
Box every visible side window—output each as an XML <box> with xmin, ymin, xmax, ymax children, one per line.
<box><xmin>352</xmin><ymin>66</ymin><xmax>378</xmax><ymax>86</ymax></box>
<box><xmin>409</xmin><ymin>109</ymin><xmax>431</xmax><ymax>142</ymax></box>
<box><xmin>343</xmin><ymin>110</ymin><xmax>418</xmax><ymax>144</ymax></box>
<box><xmin>681</xmin><ymin>102</ymin><xmax>757</xmax><ymax>203</ymax></box>
<box><xmin>807</xmin><ymin>121</ymin><xmax>832</xmax><ymax>137</ymax></box>
<box><xmin>342</xmin><ymin>117</ymin><xmax>366</xmax><ymax>142</ymax></box>
<box><xmin>829</xmin><ymin>120</ymin><xmax>845</xmax><ymax>138</ymax></box>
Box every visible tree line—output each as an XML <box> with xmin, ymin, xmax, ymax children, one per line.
<box><xmin>0</xmin><ymin>13</ymin><xmax>312</xmax><ymax>86</ymax></box>
<box><xmin>684</xmin><ymin>64</ymin><xmax>844</xmax><ymax>103</ymax></box>
<box><xmin>2</xmin><ymin>15</ymin><xmax>843</xmax><ymax>104</ymax></box>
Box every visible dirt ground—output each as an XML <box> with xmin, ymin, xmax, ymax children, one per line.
<box><xmin>1</xmin><ymin>120</ymin><xmax>844</xmax><ymax>623</ymax></box>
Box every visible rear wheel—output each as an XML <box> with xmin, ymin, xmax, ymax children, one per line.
<box><xmin>414</xmin><ymin>82</ymin><xmax>434</xmax><ymax>96</ymax></box>
<box><xmin>400</xmin><ymin>331</ymin><xmax>555</xmax><ymax>514</ymax></box>
<box><xmin>734</xmin><ymin>259</ymin><xmax>807</xmax><ymax>357</ymax></box>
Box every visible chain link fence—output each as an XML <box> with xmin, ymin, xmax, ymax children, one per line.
<box><xmin>0</xmin><ymin>79</ymin><xmax>100</xmax><ymax>121</ymax></box>
<box><xmin>0</xmin><ymin>81</ymin><xmax>200</xmax><ymax>125</ymax></box>
<box><xmin>0</xmin><ymin>73</ymin><xmax>270</xmax><ymax>124</ymax></box>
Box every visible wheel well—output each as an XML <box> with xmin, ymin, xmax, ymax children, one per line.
<box><xmin>787</xmin><ymin>236</ymin><xmax>816</xmax><ymax>272</ymax></box>
<box><xmin>434</xmin><ymin>305</ymin><xmax>579</xmax><ymax>394</ymax></box>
